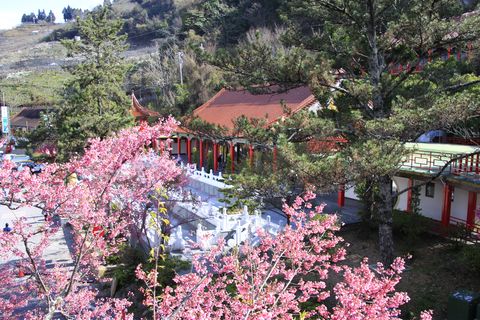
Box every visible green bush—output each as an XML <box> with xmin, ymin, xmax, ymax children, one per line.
<box><xmin>192</xmin><ymin>147</ymin><xmax>199</xmax><ymax>167</ymax></box>
<box><xmin>144</xmin><ymin>256</ymin><xmax>191</xmax><ymax>288</ymax></box>
<box><xmin>207</xmin><ymin>150</ymin><xmax>214</xmax><ymax>171</ymax></box>
<box><xmin>108</xmin><ymin>244</ymin><xmax>146</xmax><ymax>287</ymax></box>
<box><xmin>392</xmin><ymin>210</ymin><xmax>428</xmax><ymax>244</ymax></box>
<box><xmin>459</xmin><ymin>244</ymin><xmax>480</xmax><ymax>273</ymax></box>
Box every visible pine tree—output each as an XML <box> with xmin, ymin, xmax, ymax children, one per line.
<box><xmin>46</xmin><ymin>10</ymin><xmax>56</xmax><ymax>23</ymax></box>
<box><xmin>52</xmin><ymin>6</ymin><xmax>133</xmax><ymax>161</ymax></box>
<box><xmin>213</xmin><ymin>0</ymin><xmax>480</xmax><ymax>264</ymax></box>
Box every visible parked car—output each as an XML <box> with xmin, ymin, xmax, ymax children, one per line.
<box><xmin>3</xmin><ymin>154</ymin><xmax>30</xmax><ymax>162</ymax></box>
<box><xmin>16</xmin><ymin>161</ymin><xmax>44</xmax><ymax>174</ymax></box>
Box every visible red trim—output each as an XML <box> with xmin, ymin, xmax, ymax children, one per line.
<box><xmin>337</xmin><ymin>185</ymin><xmax>345</xmax><ymax>208</ymax></box>
<box><xmin>467</xmin><ymin>192</ymin><xmax>477</xmax><ymax>230</ymax></box>
<box><xmin>441</xmin><ymin>184</ymin><xmax>453</xmax><ymax>227</ymax></box>
<box><xmin>213</xmin><ymin>142</ymin><xmax>218</xmax><ymax>172</ymax></box>
<box><xmin>406</xmin><ymin>178</ymin><xmax>413</xmax><ymax>213</ymax></box>
<box><xmin>187</xmin><ymin>138</ymin><xmax>191</xmax><ymax>164</ymax></box>
<box><xmin>199</xmin><ymin>139</ymin><xmax>204</xmax><ymax>169</ymax></box>
<box><xmin>177</xmin><ymin>137</ymin><xmax>181</xmax><ymax>156</ymax></box>
<box><xmin>249</xmin><ymin>145</ymin><xmax>254</xmax><ymax>167</ymax></box>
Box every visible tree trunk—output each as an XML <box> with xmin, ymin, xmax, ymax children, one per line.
<box><xmin>377</xmin><ymin>175</ymin><xmax>394</xmax><ymax>265</ymax></box>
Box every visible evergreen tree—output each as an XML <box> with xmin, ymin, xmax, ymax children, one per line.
<box><xmin>21</xmin><ymin>14</ymin><xmax>28</xmax><ymax>23</ymax></box>
<box><xmin>63</xmin><ymin>6</ymin><xmax>73</xmax><ymax>22</ymax></box>
<box><xmin>29</xmin><ymin>12</ymin><xmax>37</xmax><ymax>23</ymax></box>
<box><xmin>37</xmin><ymin>9</ymin><xmax>47</xmax><ymax>21</ymax></box>
<box><xmin>46</xmin><ymin>10</ymin><xmax>56</xmax><ymax>23</ymax></box>
<box><xmin>213</xmin><ymin>0</ymin><xmax>480</xmax><ymax>264</ymax></box>
<box><xmin>51</xmin><ymin>6</ymin><xmax>133</xmax><ymax>161</ymax></box>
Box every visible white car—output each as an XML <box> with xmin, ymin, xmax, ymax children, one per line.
<box><xmin>3</xmin><ymin>154</ymin><xmax>30</xmax><ymax>162</ymax></box>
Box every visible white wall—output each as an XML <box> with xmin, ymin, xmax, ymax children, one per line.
<box><xmin>344</xmin><ymin>184</ymin><xmax>360</xmax><ymax>200</ymax></box>
<box><xmin>332</xmin><ymin>175</ymin><xmax>478</xmax><ymax>225</ymax></box>
<box><xmin>451</xmin><ymin>187</ymin><xmax>469</xmax><ymax>222</ymax></box>
<box><xmin>393</xmin><ymin>177</ymin><xmax>409</xmax><ymax>212</ymax></box>
<box><xmin>412</xmin><ymin>180</ymin><xmax>443</xmax><ymax>220</ymax></box>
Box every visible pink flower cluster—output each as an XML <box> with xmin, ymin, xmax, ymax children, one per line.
<box><xmin>0</xmin><ymin>118</ymin><xmax>184</xmax><ymax>318</ymax></box>
<box><xmin>138</xmin><ymin>192</ymin><xmax>432</xmax><ymax>320</ymax></box>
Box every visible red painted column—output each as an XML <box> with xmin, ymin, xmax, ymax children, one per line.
<box><xmin>199</xmin><ymin>139</ymin><xmax>204</xmax><ymax>169</ymax></box>
<box><xmin>467</xmin><ymin>192</ymin><xmax>477</xmax><ymax>229</ymax></box>
<box><xmin>213</xmin><ymin>142</ymin><xmax>218</xmax><ymax>172</ymax></box>
<box><xmin>187</xmin><ymin>138</ymin><xmax>191</xmax><ymax>164</ymax></box>
<box><xmin>230</xmin><ymin>142</ymin><xmax>235</xmax><ymax>173</ymax></box>
<box><xmin>177</xmin><ymin>136</ymin><xmax>181</xmax><ymax>157</ymax></box>
<box><xmin>249</xmin><ymin>144</ymin><xmax>254</xmax><ymax>167</ymax></box>
<box><xmin>337</xmin><ymin>185</ymin><xmax>345</xmax><ymax>208</ymax></box>
<box><xmin>406</xmin><ymin>178</ymin><xmax>413</xmax><ymax>213</ymax></box>
<box><xmin>441</xmin><ymin>184</ymin><xmax>453</xmax><ymax>227</ymax></box>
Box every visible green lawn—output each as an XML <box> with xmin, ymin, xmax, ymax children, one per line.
<box><xmin>0</xmin><ymin>70</ymin><xmax>70</xmax><ymax>110</ymax></box>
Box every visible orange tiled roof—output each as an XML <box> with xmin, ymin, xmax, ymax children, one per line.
<box><xmin>193</xmin><ymin>86</ymin><xmax>317</xmax><ymax>132</ymax></box>
<box><xmin>130</xmin><ymin>93</ymin><xmax>159</xmax><ymax>120</ymax></box>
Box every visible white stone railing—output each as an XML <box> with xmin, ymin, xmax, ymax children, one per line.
<box><xmin>169</xmin><ymin>202</ymin><xmax>281</xmax><ymax>252</ymax></box>
<box><xmin>180</xmin><ymin>163</ymin><xmax>230</xmax><ymax>195</ymax></box>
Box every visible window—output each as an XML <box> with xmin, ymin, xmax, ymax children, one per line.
<box><xmin>425</xmin><ymin>182</ymin><xmax>435</xmax><ymax>198</ymax></box>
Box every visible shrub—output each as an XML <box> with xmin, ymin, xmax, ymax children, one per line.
<box><xmin>392</xmin><ymin>210</ymin><xmax>428</xmax><ymax>244</ymax></box>
<box><xmin>459</xmin><ymin>244</ymin><xmax>480</xmax><ymax>273</ymax></box>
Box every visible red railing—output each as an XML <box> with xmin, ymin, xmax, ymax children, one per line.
<box><xmin>450</xmin><ymin>216</ymin><xmax>480</xmax><ymax>241</ymax></box>
<box><xmin>388</xmin><ymin>46</ymin><xmax>472</xmax><ymax>76</ymax></box>
<box><xmin>400</xmin><ymin>151</ymin><xmax>480</xmax><ymax>180</ymax></box>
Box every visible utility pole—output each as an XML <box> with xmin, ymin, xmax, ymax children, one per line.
<box><xmin>178</xmin><ymin>51</ymin><xmax>184</xmax><ymax>85</ymax></box>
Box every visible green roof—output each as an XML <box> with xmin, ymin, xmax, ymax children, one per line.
<box><xmin>405</xmin><ymin>142</ymin><xmax>479</xmax><ymax>154</ymax></box>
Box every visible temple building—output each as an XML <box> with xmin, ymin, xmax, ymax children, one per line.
<box><xmin>134</xmin><ymin>86</ymin><xmax>480</xmax><ymax>233</ymax></box>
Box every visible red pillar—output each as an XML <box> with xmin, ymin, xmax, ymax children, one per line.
<box><xmin>337</xmin><ymin>185</ymin><xmax>345</xmax><ymax>208</ymax></box>
<box><xmin>199</xmin><ymin>139</ymin><xmax>204</xmax><ymax>169</ymax></box>
<box><xmin>230</xmin><ymin>142</ymin><xmax>235</xmax><ymax>173</ymax></box>
<box><xmin>467</xmin><ymin>192</ymin><xmax>477</xmax><ymax>229</ymax></box>
<box><xmin>406</xmin><ymin>178</ymin><xmax>413</xmax><ymax>213</ymax></box>
<box><xmin>273</xmin><ymin>145</ymin><xmax>278</xmax><ymax>172</ymax></box>
<box><xmin>187</xmin><ymin>138</ymin><xmax>191</xmax><ymax>164</ymax></box>
<box><xmin>213</xmin><ymin>142</ymin><xmax>218</xmax><ymax>172</ymax></box>
<box><xmin>249</xmin><ymin>144</ymin><xmax>254</xmax><ymax>167</ymax></box>
<box><xmin>177</xmin><ymin>136</ymin><xmax>181</xmax><ymax>157</ymax></box>
<box><xmin>441</xmin><ymin>184</ymin><xmax>453</xmax><ymax>227</ymax></box>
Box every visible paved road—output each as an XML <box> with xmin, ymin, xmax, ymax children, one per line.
<box><xmin>0</xmin><ymin>205</ymin><xmax>73</xmax><ymax>267</ymax></box>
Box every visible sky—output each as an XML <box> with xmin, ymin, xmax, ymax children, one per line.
<box><xmin>0</xmin><ymin>0</ymin><xmax>104</xmax><ymax>30</ymax></box>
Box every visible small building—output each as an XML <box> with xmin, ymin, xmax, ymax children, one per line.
<box><xmin>171</xmin><ymin>86</ymin><xmax>320</xmax><ymax>173</ymax></box>
<box><xmin>168</xmin><ymin>86</ymin><xmax>480</xmax><ymax>234</ymax></box>
<box><xmin>10</xmin><ymin>106</ymin><xmax>51</xmax><ymax>132</ymax></box>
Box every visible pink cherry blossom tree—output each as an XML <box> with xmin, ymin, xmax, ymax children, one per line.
<box><xmin>0</xmin><ymin>118</ymin><xmax>184</xmax><ymax>319</ymax></box>
<box><xmin>137</xmin><ymin>191</ymin><xmax>433</xmax><ymax>320</ymax></box>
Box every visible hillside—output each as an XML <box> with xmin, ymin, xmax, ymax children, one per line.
<box><xmin>0</xmin><ymin>0</ymin><xmax>281</xmax><ymax>114</ymax></box>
